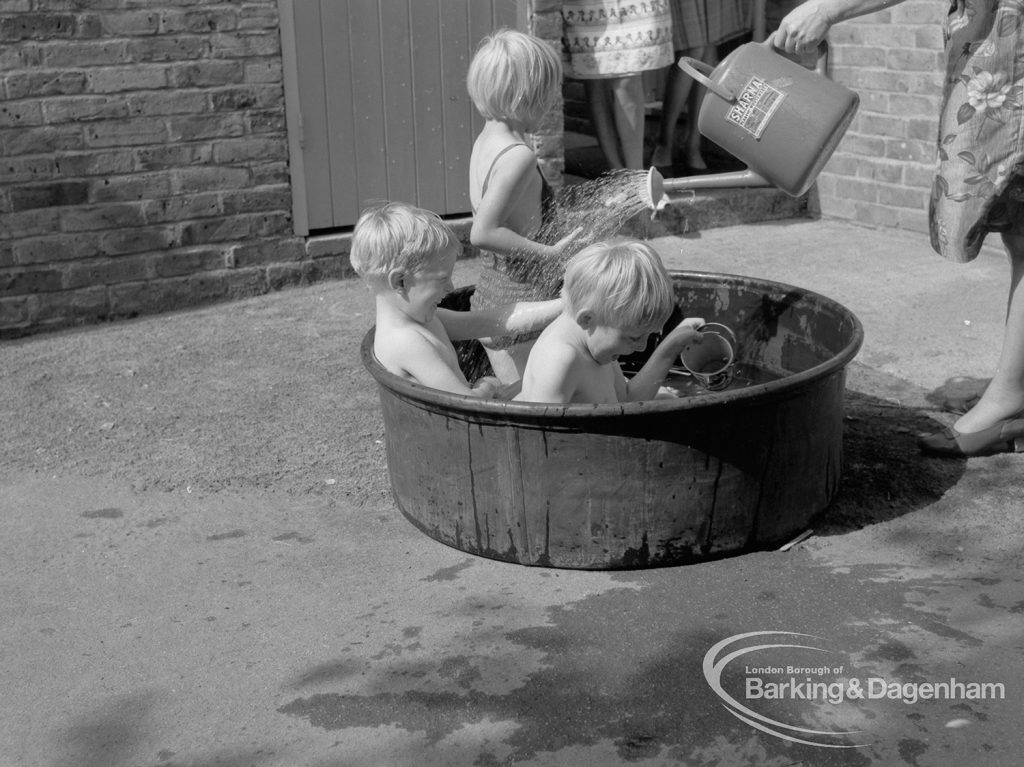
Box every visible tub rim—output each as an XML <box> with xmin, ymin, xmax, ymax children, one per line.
<box><xmin>360</xmin><ymin>269</ymin><xmax>864</xmax><ymax>419</ymax></box>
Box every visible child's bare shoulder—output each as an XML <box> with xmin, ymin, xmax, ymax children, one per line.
<box><xmin>534</xmin><ymin>330</ymin><xmax>584</xmax><ymax>372</ymax></box>
<box><xmin>374</xmin><ymin>322</ymin><xmax>443</xmax><ymax>373</ymax></box>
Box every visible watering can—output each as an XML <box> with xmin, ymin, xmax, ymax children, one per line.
<box><xmin>643</xmin><ymin>40</ymin><xmax>859</xmax><ymax>210</ymax></box>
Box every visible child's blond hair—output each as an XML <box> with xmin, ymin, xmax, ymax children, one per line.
<box><xmin>467</xmin><ymin>29</ymin><xmax>562</xmax><ymax>133</ymax></box>
<box><xmin>563</xmin><ymin>240</ymin><xmax>676</xmax><ymax>330</ymax></box>
<box><xmin>350</xmin><ymin>201</ymin><xmax>460</xmax><ymax>284</ymax></box>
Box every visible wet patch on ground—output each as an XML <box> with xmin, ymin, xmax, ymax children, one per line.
<box><xmin>279</xmin><ymin>553</ymin><xmax>1022</xmax><ymax>764</ymax></box>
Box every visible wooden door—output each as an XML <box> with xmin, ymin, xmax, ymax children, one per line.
<box><xmin>280</xmin><ymin>0</ymin><xmax>523</xmax><ymax>234</ymax></box>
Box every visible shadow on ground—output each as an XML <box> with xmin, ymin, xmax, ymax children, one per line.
<box><xmin>815</xmin><ymin>390</ymin><xmax>965</xmax><ymax>537</ymax></box>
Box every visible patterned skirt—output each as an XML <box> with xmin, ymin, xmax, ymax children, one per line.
<box><xmin>668</xmin><ymin>0</ymin><xmax>753</xmax><ymax>51</ymax></box>
<box><xmin>929</xmin><ymin>0</ymin><xmax>1024</xmax><ymax>262</ymax></box>
<box><xmin>561</xmin><ymin>0</ymin><xmax>674</xmax><ymax>78</ymax></box>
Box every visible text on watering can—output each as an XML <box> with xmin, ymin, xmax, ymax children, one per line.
<box><xmin>727</xmin><ymin>77</ymin><xmax>786</xmax><ymax>139</ymax></box>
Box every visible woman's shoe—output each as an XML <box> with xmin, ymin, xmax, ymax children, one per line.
<box><xmin>918</xmin><ymin>414</ymin><xmax>1024</xmax><ymax>457</ymax></box>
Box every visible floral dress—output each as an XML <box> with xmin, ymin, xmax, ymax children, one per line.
<box><xmin>931</xmin><ymin>0</ymin><xmax>1024</xmax><ymax>261</ymax></box>
<box><xmin>561</xmin><ymin>0</ymin><xmax>674</xmax><ymax>78</ymax></box>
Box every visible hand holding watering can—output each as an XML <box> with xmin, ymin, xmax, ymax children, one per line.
<box><xmin>769</xmin><ymin>0</ymin><xmax>835</xmax><ymax>56</ymax></box>
<box><xmin>642</xmin><ymin>37</ymin><xmax>859</xmax><ymax>211</ymax></box>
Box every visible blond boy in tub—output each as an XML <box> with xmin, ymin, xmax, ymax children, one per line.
<box><xmin>351</xmin><ymin>202</ymin><xmax>561</xmax><ymax>399</ymax></box>
<box><xmin>516</xmin><ymin>240</ymin><xmax>704</xmax><ymax>404</ymax></box>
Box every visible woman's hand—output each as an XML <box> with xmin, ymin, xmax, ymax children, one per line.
<box><xmin>770</xmin><ymin>0</ymin><xmax>835</xmax><ymax>55</ymax></box>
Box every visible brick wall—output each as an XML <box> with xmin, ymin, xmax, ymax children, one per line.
<box><xmin>0</xmin><ymin>0</ymin><xmax>342</xmax><ymax>338</ymax></box>
<box><xmin>816</xmin><ymin>1</ymin><xmax>946</xmax><ymax>232</ymax></box>
<box><xmin>1</xmin><ymin>1</ymin><xmax>949</xmax><ymax>337</ymax></box>
<box><xmin>527</xmin><ymin>0</ymin><xmax>566</xmax><ymax>188</ymax></box>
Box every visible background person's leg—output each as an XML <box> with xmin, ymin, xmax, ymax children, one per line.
<box><xmin>585</xmin><ymin>79</ymin><xmax>625</xmax><ymax>170</ymax></box>
<box><xmin>651</xmin><ymin>47</ymin><xmax>708</xmax><ymax>171</ymax></box>
<box><xmin>610</xmin><ymin>75</ymin><xmax>646</xmax><ymax>170</ymax></box>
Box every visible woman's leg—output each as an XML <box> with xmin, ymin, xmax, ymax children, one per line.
<box><xmin>683</xmin><ymin>47</ymin><xmax>716</xmax><ymax>170</ymax></box>
<box><xmin>610</xmin><ymin>75</ymin><xmax>646</xmax><ymax>169</ymax></box>
<box><xmin>585</xmin><ymin>79</ymin><xmax>625</xmax><ymax>170</ymax></box>
<box><xmin>652</xmin><ymin>46</ymin><xmax>708</xmax><ymax>169</ymax></box>
<box><xmin>652</xmin><ymin>53</ymin><xmax>690</xmax><ymax>168</ymax></box>
<box><xmin>953</xmin><ymin>232</ymin><xmax>1024</xmax><ymax>432</ymax></box>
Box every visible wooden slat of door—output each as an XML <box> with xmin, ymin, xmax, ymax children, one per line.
<box><xmin>293</xmin><ymin>0</ymin><xmax>334</xmax><ymax>228</ymax></box>
<box><xmin>409</xmin><ymin>2</ymin><xmax>446</xmax><ymax>213</ymax></box>
<box><xmin>467</xmin><ymin>3</ymin><xmax>493</xmax><ymax>146</ymax></box>
<box><xmin>290</xmin><ymin>0</ymin><xmax>525</xmax><ymax>230</ymax></box>
<box><xmin>344</xmin><ymin>0</ymin><xmax>389</xmax><ymax>211</ymax></box>
<box><xmin>380</xmin><ymin>0</ymin><xmax>417</xmax><ymax>207</ymax></box>
<box><xmin>318</xmin><ymin>0</ymin><xmax>359</xmax><ymax>227</ymax></box>
<box><xmin>439</xmin><ymin>7</ymin><xmax>473</xmax><ymax>214</ymax></box>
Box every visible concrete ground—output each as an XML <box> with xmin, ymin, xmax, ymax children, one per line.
<box><xmin>3</xmin><ymin>218</ymin><xmax>1023</xmax><ymax>767</ymax></box>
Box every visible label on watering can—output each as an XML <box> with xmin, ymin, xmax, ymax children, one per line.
<box><xmin>726</xmin><ymin>76</ymin><xmax>785</xmax><ymax>139</ymax></box>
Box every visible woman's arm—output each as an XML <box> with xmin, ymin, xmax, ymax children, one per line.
<box><xmin>771</xmin><ymin>0</ymin><xmax>905</xmax><ymax>52</ymax></box>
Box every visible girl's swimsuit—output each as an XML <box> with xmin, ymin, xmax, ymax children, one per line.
<box><xmin>470</xmin><ymin>143</ymin><xmax>560</xmax><ymax>350</ymax></box>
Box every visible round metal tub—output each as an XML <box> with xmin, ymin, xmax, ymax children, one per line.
<box><xmin>362</xmin><ymin>271</ymin><xmax>863</xmax><ymax>569</ymax></box>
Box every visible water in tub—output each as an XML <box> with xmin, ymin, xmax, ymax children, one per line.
<box><xmin>656</xmin><ymin>362</ymin><xmax>784</xmax><ymax>397</ymax></box>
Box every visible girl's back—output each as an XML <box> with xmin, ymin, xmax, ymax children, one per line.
<box><xmin>469</xmin><ymin>122</ymin><xmax>545</xmax><ymax>241</ymax></box>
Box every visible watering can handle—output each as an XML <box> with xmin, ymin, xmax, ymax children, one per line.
<box><xmin>761</xmin><ymin>37</ymin><xmax>831</xmax><ymax>77</ymax></box>
<box><xmin>675</xmin><ymin>57</ymin><xmax>735</xmax><ymax>102</ymax></box>
<box><xmin>677</xmin><ymin>39</ymin><xmax>832</xmax><ymax>103</ymax></box>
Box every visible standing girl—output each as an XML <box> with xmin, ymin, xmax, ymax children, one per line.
<box><xmin>467</xmin><ymin>29</ymin><xmax>578</xmax><ymax>383</ymax></box>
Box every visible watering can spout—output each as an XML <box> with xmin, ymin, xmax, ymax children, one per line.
<box><xmin>643</xmin><ymin>166</ymin><xmax>772</xmax><ymax>210</ymax></box>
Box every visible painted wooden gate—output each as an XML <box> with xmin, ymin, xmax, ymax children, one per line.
<box><xmin>279</xmin><ymin>0</ymin><xmax>523</xmax><ymax>235</ymax></box>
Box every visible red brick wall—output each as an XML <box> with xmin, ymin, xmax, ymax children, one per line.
<box><xmin>0</xmin><ymin>1</ymin><xmax>346</xmax><ymax>337</ymax></box>
<box><xmin>815</xmin><ymin>0</ymin><xmax>946</xmax><ymax>232</ymax></box>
